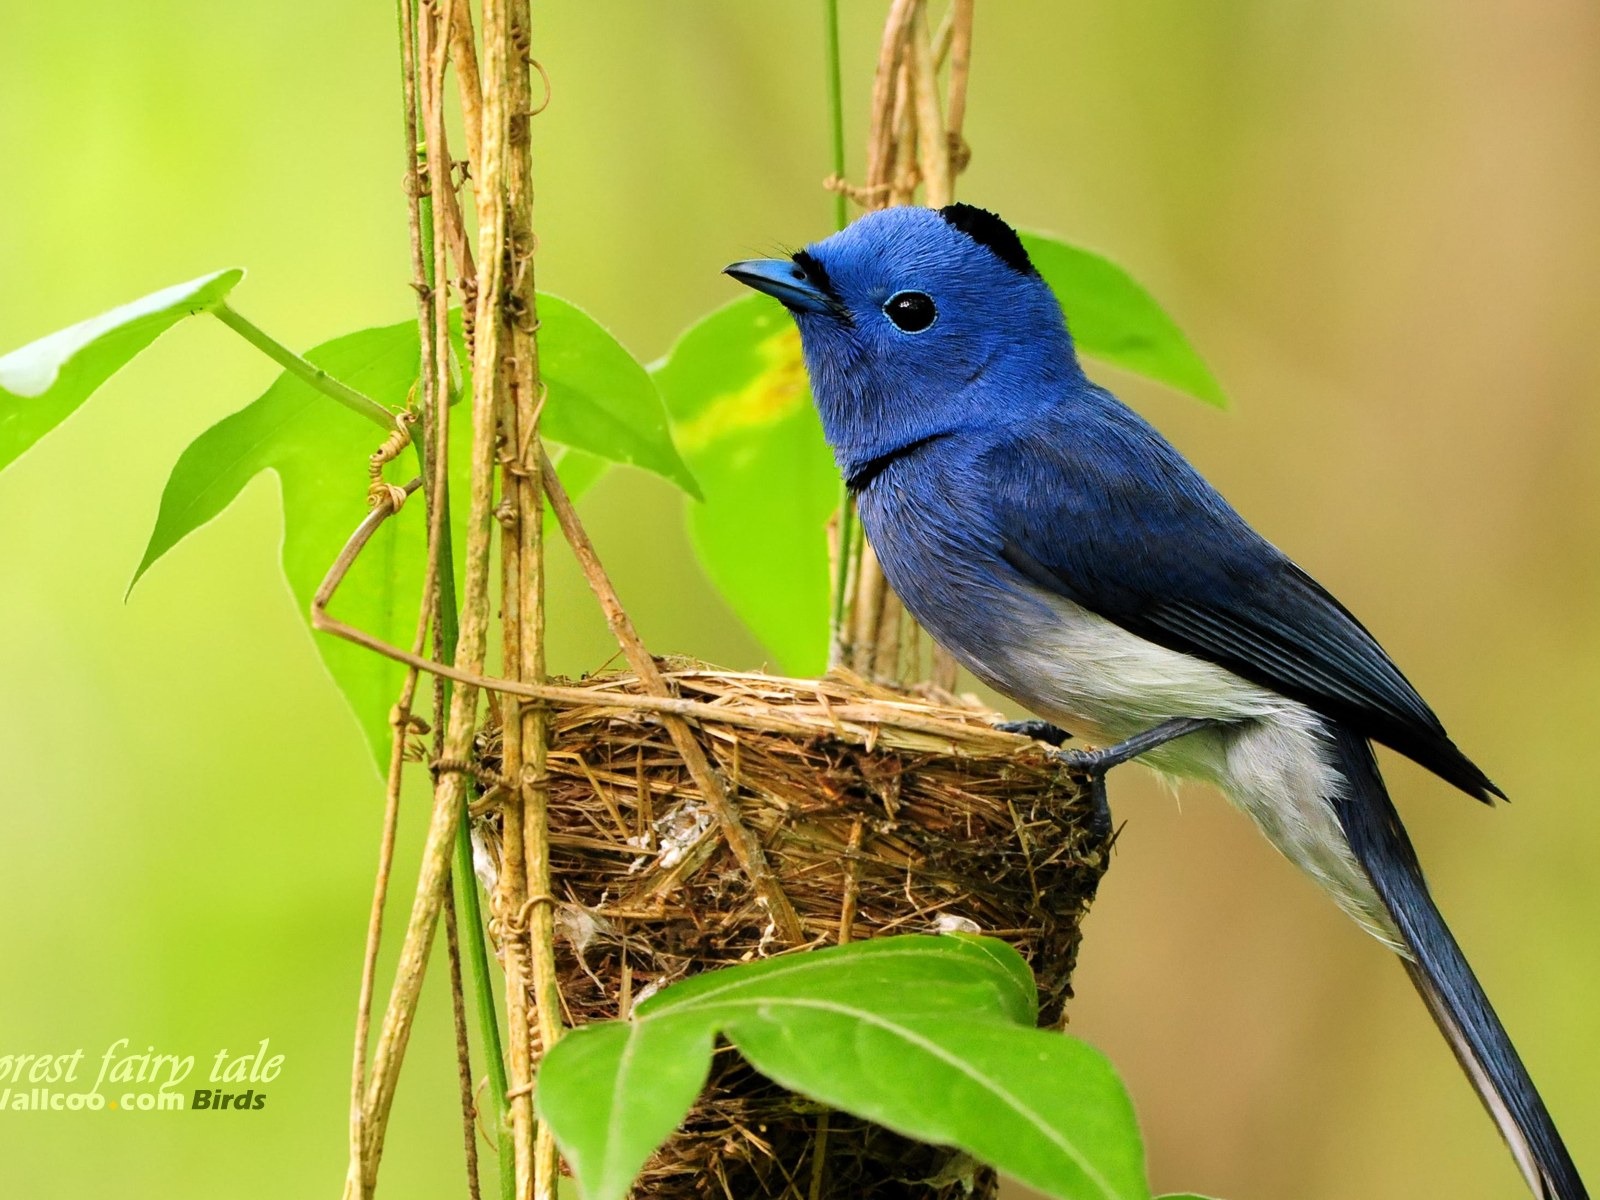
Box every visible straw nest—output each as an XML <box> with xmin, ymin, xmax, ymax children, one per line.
<box><xmin>470</xmin><ymin>664</ymin><xmax>1110</xmax><ymax>1199</ymax></box>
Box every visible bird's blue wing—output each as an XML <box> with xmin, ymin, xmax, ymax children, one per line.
<box><xmin>978</xmin><ymin>407</ymin><xmax>1501</xmax><ymax>801</ymax></box>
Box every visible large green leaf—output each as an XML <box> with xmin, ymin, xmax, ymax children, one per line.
<box><xmin>0</xmin><ymin>269</ymin><xmax>244</xmax><ymax>472</ymax></box>
<box><xmin>652</xmin><ymin>295</ymin><xmax>836</xmax><ymax>674</ymax></box>
<box><xmin>537</xmin><ymin>935</ymin><xmax>1159</xmax><ymax>1200</ymax></box>
<box><xmin>1021</xmin><ymin>233</ymin><xmax>1227</xmax><ymax>408</ymax></box>
<box><xmin>449</xmin><ymin>298</ymin><xmax>700</xmax><ymax>497</ymax></box>
<box><xmin>130</xmin><ymin>318</ymin><xmax>602</xmax><ymax>770</ymax></box>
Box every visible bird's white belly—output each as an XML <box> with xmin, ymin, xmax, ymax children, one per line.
<box><xmin>967</xmin><ymin>588</ymin><xmax>1400</xmax><ymax>946</ymax></box>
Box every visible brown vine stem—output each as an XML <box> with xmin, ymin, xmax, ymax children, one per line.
<box><xmin>345</xmin><ymin>1</ymin><xmax>441</xmax><ymax>1195</ymax></box>
<box><xmin>335</xmin><ymin>504</ymin><xmax>426</xmax><ymax>1171</ymax></box>
<box><xmin>313</xmin><ymin>507</ymin><xmax>1036</xmax><ymax>752</ymax></box>
<box><xmin>438</xmin><ymin>171</ymin><xmax>478</xmax><ymax>286</ymax></box>
<box><xmin>538</xmin><ymin>447</ymin><xmax>806</xmax><ymax>946</ymax></box>
<box><xmin>887</xmin><ymin>56</ymin><xmax>917</xmax><ymax>206</ymax></box>
<box><xmin>480</xmin><ymin>0</ymin><xmax>548</xmax><ymax>1192</ymax></box>
<box><xmin>419</xmin><ymin>5</ymin><xmax>503</xmax><ymax>1197</ymax></box>
<box><xmin>359</xmin><ymin>0</ymin><xmax>509</xmax><ymax>1169</ymax></box>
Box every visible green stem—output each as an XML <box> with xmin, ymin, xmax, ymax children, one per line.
<box><xmin>213</xmin><ymin>304</ymin><xmax>395</xmax><ymax>430</ymax></box>
<box><xmin>823</xmin><ymin>0</ymin><xmax>848</xmax><ymax>233</ymax></box>
<box><xmin>823</xmin><ymin>0</ymin><xmax>856</xmax><ymax>661</ymax></box>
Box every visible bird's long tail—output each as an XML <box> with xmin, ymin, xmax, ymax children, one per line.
<box><xmin>1328</xmin><ymin>724</ymin><xmax>1587</xmax><ymax>1200</ymax></box>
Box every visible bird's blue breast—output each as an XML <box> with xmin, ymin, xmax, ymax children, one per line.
<box><xmin>852</xmin><ymin>429</ymin><xmax>1072</xmax><ymax>700</ymax></box>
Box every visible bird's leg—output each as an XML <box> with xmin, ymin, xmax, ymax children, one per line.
<box><xmin>1057</xmin><ymin>716</ymin><xmax>1221</xmax><ymax>776</ymax></box>
<box><xmin>995</xmin><ymin>718</ymin><xmax>1073</xmax><ymax>747</ymax></box>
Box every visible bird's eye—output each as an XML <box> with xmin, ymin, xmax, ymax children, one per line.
<box><xmin>883</xmin><ymin>291</ymin><xmax>937</xmax><ymax>333</ymax></box>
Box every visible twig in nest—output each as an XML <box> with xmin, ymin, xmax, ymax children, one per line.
<box><xmin>538</xmin><ymin>447</ymin><xmax>807</xmax><ymax>947</ymax></box>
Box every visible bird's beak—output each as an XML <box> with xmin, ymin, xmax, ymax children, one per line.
<box><xmin>723</xmin><ymin>258</ymin><xmax>834</xmax><ymax>314</ymax></box>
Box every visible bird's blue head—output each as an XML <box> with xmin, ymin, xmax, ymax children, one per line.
<box><xmin>726</xmin><ymin>204</ymin><xmax>1081</xmax><ymax>484</ymax></box>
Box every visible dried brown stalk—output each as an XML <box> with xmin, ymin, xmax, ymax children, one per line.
<box><xmin>908</xmin><ymin>5</ymin><xmax>952</xmax><ymax>207</ymax></box>
<box><xmin>864</xmin><ymin>0</ymin><xmax>918</xmax><ymax>200</ymax></box>
<box><xmin>944</xmin><ymin>0</ymin><xmax>975</xmax><ymax>152</ymax></box>
<box><xmin>449</xmin><ymin>0</ymin><xmax>485</xmax><ymax>169</ymax></box>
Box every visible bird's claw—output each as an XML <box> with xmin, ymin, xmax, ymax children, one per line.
<box><xmin>1051</xmin><ymin>717</ymin><xmax>1224</xmax><ymax>841</ymax></box>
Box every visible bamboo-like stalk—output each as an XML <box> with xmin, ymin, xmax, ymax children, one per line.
<box><xmin>485</xmin><ymin>0</ymin><xmax>560</xmax><ymax>1193</ymax></box>
<box><xmin>908</xmin><ymin>5</ymin><xmax>951</xmax><ymax>207</ymax></box>
<box><xmin>483</xmin><ymin>10</ymin><xmax>539</xmax><ymax>1197</ymax></box>
<box><xmin>832</xmin><ymin>0</ymin><xmax>975</xmax><ymax>691</ymax></box>
<box><xmin>843</xmin><ymin>3</ymin><xmax>915</xmax><ymax>681</ymax></box>
<box><xmin>823</xmin><ymin>0</ymin><xmax>855</xmax><ymax>668</ymax></box>
<box><xmin>945</xmin><ymin>0</ymin><xmax>975</xmax><ymax>150</ymax></box>
<box><xmin>507</xmin><ymin>12</ymin><xmax>566</xmax><ymax>1200</ymax></box>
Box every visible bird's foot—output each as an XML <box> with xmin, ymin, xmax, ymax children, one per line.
<box><xmin>1054</xmin><ymin>716</ymin><xmax>1221</xmax><ymax>779</ymax></box>
<box><xmin>995</xmin><ymin>718</ymin><xmax>1073</xmax><ymax>747</ymax></box>
<box><xmin>998</xmin><ymin>719</ymin><xmax>1112</xmax><ymax>836</ymax></box>
<box><xmin>1052</xmin><ymin>717</ymin><xmax>1220</xmax><ymax>842</ymax></box>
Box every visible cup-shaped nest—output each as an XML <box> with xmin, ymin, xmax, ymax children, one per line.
<box><xmin>472</xmin><ymin>665</ymin><xmax>1109</xmax><ymax>1199</ymax></box>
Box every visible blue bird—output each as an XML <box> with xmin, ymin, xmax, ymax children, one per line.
<box><xmin>727</xmin><ymin>203</ymin><xmax>1587</xmax><ymax>1199</ymax></box>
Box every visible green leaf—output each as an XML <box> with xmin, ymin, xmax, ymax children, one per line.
<box><xmin>1020</xmin><ymin>233</ymin><xmax>1227</xmax><ymax>408</ymax></box>
<box><xmin>0</xmin><ymin>269</ymin><xmax>244</xmax><ymax>473</ymax></box>
<box><xmin>637</xmin><ymin>930</ymin><xmax>1037</xmax><ymax>1025</ymax></box>
<box><xmin>537</xmin><ymin>935</ymin><xmax>1154</xmax><ymax>1200</ymax></box>
<box><xmin>130</xmin><ymin>317</ymin><xmax>603</xmax><ymax>770</ymax></box>
<box><xmin>448</xmin><ymin>298</ymin><xmax>700</xmax><ymax>497</ymax></box>
<box><xmin>535</xmin><ymin>1015</ymin><xmax>715</xmax><ymax>1200</ymax></box>
<box><xmin>652</xmin><ymin>295</ymin><xmax>836</xmax><ymax>673</ymax></box>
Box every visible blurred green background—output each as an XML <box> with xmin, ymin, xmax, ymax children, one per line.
<box><xmin>3</xmin><ymin>2</ymin><xmax>1597</xmax><ymax>1197</ymax></box>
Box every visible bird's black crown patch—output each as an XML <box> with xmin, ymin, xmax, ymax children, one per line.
<box><xmin>937</xmin><ymin>203</ymin><xmax>1038</xmax><ymax>277</ymax></box>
